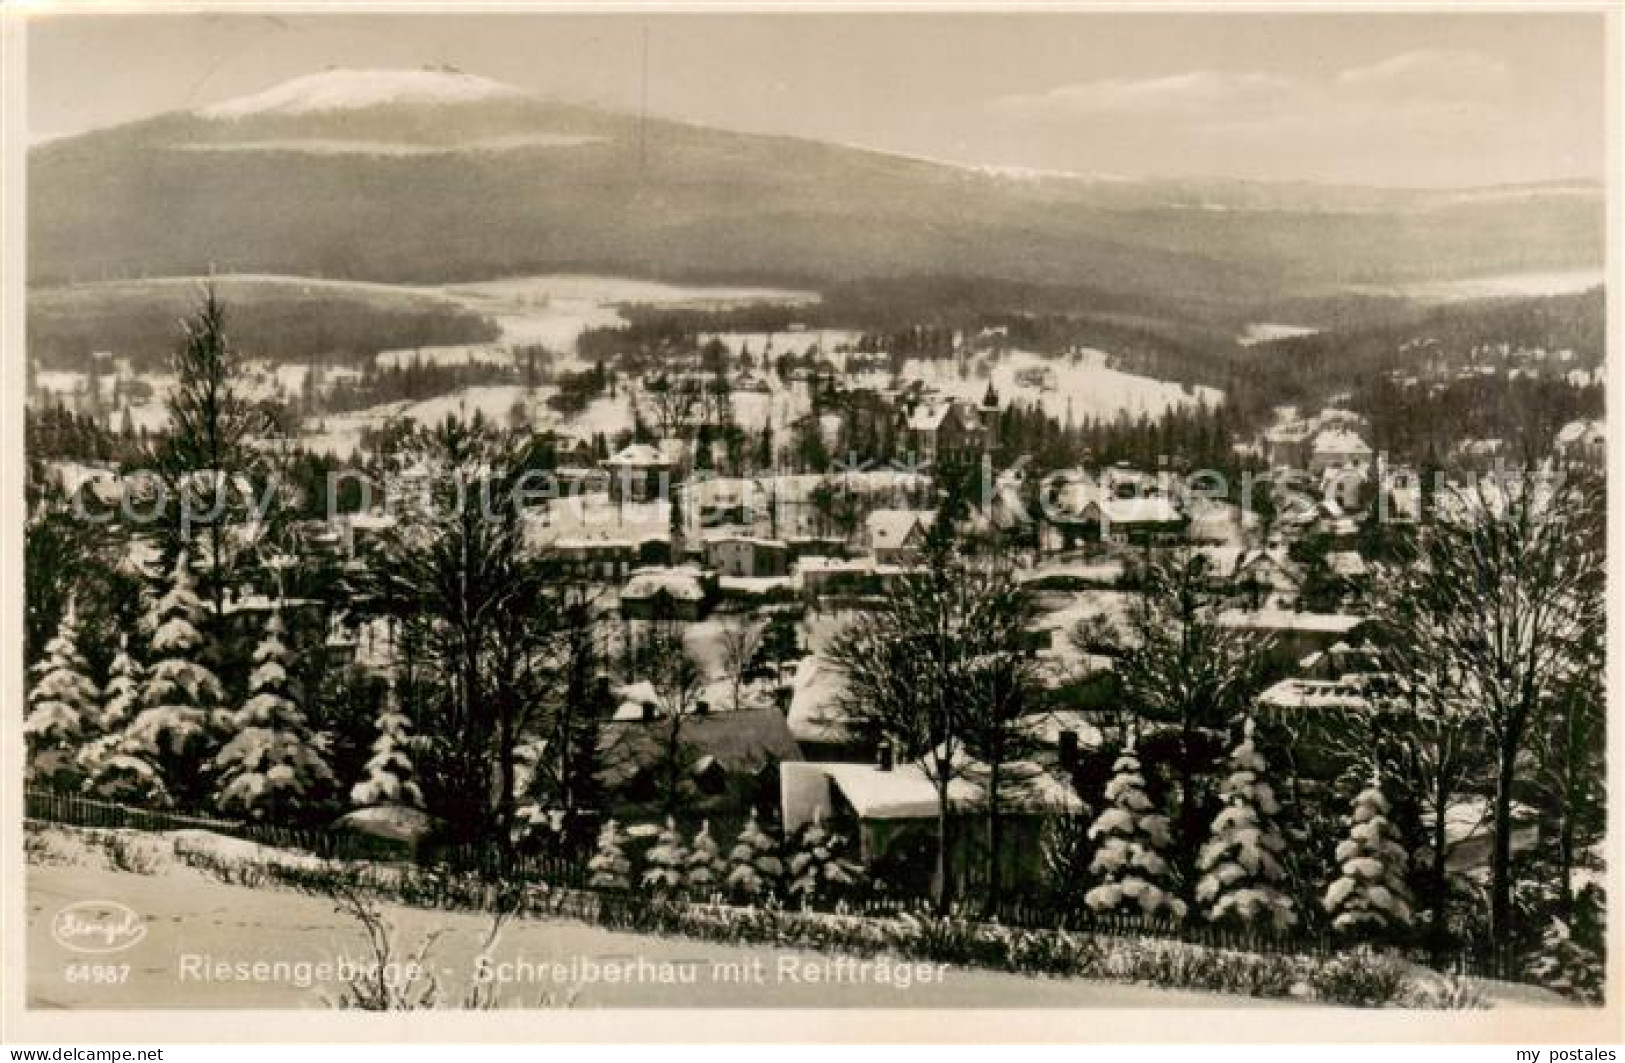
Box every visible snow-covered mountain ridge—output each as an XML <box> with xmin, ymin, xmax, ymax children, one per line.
<box><xmin>198</xmin><ymin>67</ymin><xmax>531</xmax><ymax>118</ymax></box>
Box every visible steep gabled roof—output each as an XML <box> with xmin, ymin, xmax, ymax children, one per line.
<box><xmin>866</xmin><ymin>509</ymin><xmax>934</xmax><ymax>550</ymax></box>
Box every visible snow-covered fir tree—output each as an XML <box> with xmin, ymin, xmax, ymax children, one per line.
<box><xmin>643</xmin><ymin>817</ymin><xmax>691</xmax><ymax>894</ymax></box>
<box><xmin>587</xmin><ymin>818</ymin><xmax>632</xmax><ymax>890</ymax></box>
<box><xmin>98</xmin><ymin>637</ymin><xmax>143</xmax><ymax>733</ymax></box>
<box><xmin>1323</xmin><ymin>773</ymin><xmax>1413</xmax><ymax>936</ymax></box>
<box><xmin>350</xmin><ymin>685</ymin><xmax>424</xmax><ymax>809</ymax></box>
<box><xmin>1084</xmin><ymin>743</ymin><xmax>1187</xmax><ymax>921</ymax></box>
<box><xmin>786</xmin><ymin>812</ymin><xmax>862</xmax><ymax>904</ymax></box>
<box><xmin>214</xmin><ymin>609</ymin><xmax>334</xmax><ymax>821</ymax></box>
<box><xmin>76</xmin><ymin>639</ymin><xmax>144</xmax><ymax>785</ymax></box>
<box><xmin>725</xmin><ymin>809</ymin><xmax>785</xmax><ymax>901</ymax></box>
<box><xmin>686</xmin><ymin>820</ymin><xmax>726</xmax><ymax>896</ymax></box>
<box><xmin>24</xmin><ymin>599</ymin><xmax>99</xmax><ymax>788</ymax></box>
<box><xmin>113</xmin><ymin>553</ymin><xmax>226</xmax><ymax>807</ymax></box>
<box><xmin>1194</xmin><ymin>718</ymin><xmax>1296</xmax><ymax>931</ymax></box>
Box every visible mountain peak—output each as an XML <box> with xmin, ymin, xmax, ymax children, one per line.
<box><xmin>197</xmin><ymin>67</ymin><xmax>531</xmax><ymax>119</ymax></box>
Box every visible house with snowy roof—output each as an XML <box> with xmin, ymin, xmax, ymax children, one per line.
<box><xmin>1262</xmin><ymin>420</ymin><xmax>1316</xmax><ymax>469</ymax></box>
<box><xmin>899</xmin><ymin>400</ymin><xmax>976</xmax><ymax>466</ymax></box>
<box><xmin>597</xmin><ymin>704</ymin><xmax>802</xmax><ymax>815</ymax></box>
<box><xmin>1555</xmin><ymin>418</ymin><xmax>1605</xmax><ymax>467</ymax></box>
<box><xmin>603</xmin><ymin>443</ymin><xmax>674</xmax><ymax>504</ymax></box>
<box><xmin>865</xmin><ymin>509</ymin><xmax>935</xmax><ymax>565</ymax></box>
<box><xmin>619</xmin><ymin>565</ymin><xmax>715</xmax><ymax>622</ymax></box>
<box><xmin>781</xmin><ymin>749</ymin><xmax>1082</xmax><ymax>897</ymax></box>
<box><xmin>1038</xmin><ymin>466</ymin><xmax>1188</xmax><ymax>549</ymax></box>
<box><xmin>703</xmin><ymin>534</ymin><xmax>789</xmax><ymax>580</ymax></box>
<box><xmin>1217</xmin><ymin>607</ymin><xmax>1366</xmax><ymax>669</ymax></box>
<box><xmin>785</xmin><ymin>655</ymin><xmax>867</xmax><ymax>761</ymax></box>
<box><xmin>1099</xmin><ymin>494</ymin><xmax>1187</xmax><ymax>547</ymax></box>
<box><xmin>1228</xmin><ymin>547</ymin><xmax>1303</xmax><ymax>609</ymax></box>
<box><xmin>1319</xmin><ymin>460</ymin><xmax>1372</xmax><ymax>514</ymax></box>
<box><xmin>1308</xmin><ymin>427</ymin><xmax>1374</xmax><ymax>475</ymax></box>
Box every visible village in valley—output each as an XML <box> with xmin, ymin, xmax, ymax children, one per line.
<box><xmin>17</xmin><ymin>49</ymin><xmax>1607</xmax><ymax>1014</ymax></box>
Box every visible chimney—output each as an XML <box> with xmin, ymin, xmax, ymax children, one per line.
<box><xmin>1058</xmin><ymin>730</ymin><xmax>1079</xmax><ymax>774</ymax></box>
<box><xmin>876</xmin><ymin>740</ymin><xmax>894</xmax><ymax>772</ymax></box>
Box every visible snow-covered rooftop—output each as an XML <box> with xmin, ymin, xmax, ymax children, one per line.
<box><xmin>866</xmin><ymin>509</ymin><xmax>933</xmax><ymax>550</ymax></box>
<box><xmin>1217</xmin><ymin>608</ymin><xmax>1364</xmax><ymax>634</ymax></box>
<box><xmin>782</xmin><ymin>755</ymin><xmax>1081</xmax><ymax>830</ymax></box>
<box><xmin>905</xmin><ymin>403</ymin><xmax>955</xmax><ymax>432</ymax></box>
<box><xmin>603</xmin><ymin>443</ymin><xmax>672</xmax><ymax>467</ymax></box>
<box><xmin>1312</xmin><ymin>428</ymin><xmax>1373</xmax><ymax>456</ymax></box>
<box><xmin>622</xmin><ymin>566</ymin><xmax>706</xmax><ymax>602</ymax></box>
<box><xmin>785</xmin><ymin>656</ymin><xmax>853</xmax><ymax>746</ymax></box>
<box><xmin>1102</xmin><ymin>495</ymin><xmax>1182</xmax><ymax>525</ymax></box>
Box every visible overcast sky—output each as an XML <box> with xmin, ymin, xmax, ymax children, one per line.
<box><xmin>26</xmin><ymin>11</ymin><xmax>1606</xmax><ymax>187</ymax></box>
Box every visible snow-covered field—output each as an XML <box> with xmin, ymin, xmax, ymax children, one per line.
<box><xmin>38</xmin><ymin>271</ymin><xmax>1224</xmax><ymax>453</ymax></box>
<box><xmin>300</xmin><ymin>386</ymin><xmax>553</xmax><ymax>456</ymax></box>
<box><xmin>900</xmin><ymin>349</ymin><xmax>1221</xmax><ymax>423</ymax></box>
<box><xmin>698</xmin><ymin>329</ymin><xmax>864</xmax><ymax>357</ymax></box>
<box><xmin>26</xmin><ymin>830</ymin><xmax>1272</xmax><ymax>1009</ymax></box>
<box><xmin>1238</xmin><ymin>323</ymin><xmax>1319</xmax><ymax>346</ymax></box>
<box><xmin>374</xmin><ymin>344</ymin><xmax>516</xmax><ymax>370</ymax></box>
<box><xmin>443</xmin><ymin>275</ymin><xmax>817</xmax><ymax>357</ymax></box>
<box><xmin>1390</xmin><ymin>269</ymin><xmax>1603</xmax><ymax>305</ymax></box>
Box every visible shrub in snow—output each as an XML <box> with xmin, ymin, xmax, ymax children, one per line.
<box><xmin>113</xmin><ymin>554</ymin><xmax>225</xmax><ymax>806</ymax></box>
<box><xmin>214</xmin><ymin>610</ymin><xmax>335</xmax><ymax>821</ymax></box>
<box><xmin>1306</xmin><ymin>948</ymin><xmax>1412</xmax><ymax>1007</ymax></box>
<box><xmin>1526</xmin><ymin>915</ymin><xmax>1605</xmax><ymax>1003</ymax></box>
<box><xmin>1322</xmin><ymin>775</ymin><xmax>1413</xmax><ymax>937</ymax></box>
<box><xmin>587</xmin><ymin>818</ymin><xmax>632</xmax><ymax>890</ymax></box>
<box><xmin>350</xmin><ymin>686</ymin><xmax>425</xmax><ymax>810</ymax></box>
<box><xmin>1084</xmin><ymin>743</ymin><xmax>1187</xmax><ymax>921</ymax></box>
<box><xmin>1194</xmin><ymin>718</ymin><xmax>1296</xmax><ymax>931</ymax></box>
<box><xmin>685</xmin><ymin>821</ymin><xmax>727</xmax><ymax>896</ymax></box>
<box><xmin>24</xmin><ymin>600</ymin><xmax>100</xmax><ymax>788</ymax></box>
<box><xmin>725</xmin><ymin>809</ymin><xmax>785</xmax><ymax>901</ymax></box>
<box><xmin>786</xmin><ymin>812</ymin><xmax>862</xmax><ymax>904</ymax></box>
<box><xmin>642</xmin><ymin>817</ymin><xmax>691</xmax><ymax>894</ymax></box>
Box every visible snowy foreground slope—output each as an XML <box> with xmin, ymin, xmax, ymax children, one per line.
<box><xmin>27</xmin><ymin>859</ymin><xmax>1261</xmax><ymax>1009</ymax></box>
<box><xmin>26</xmin><ymin>827</ymin><xmax>1567</xmax><ymax>1009</ymax></box>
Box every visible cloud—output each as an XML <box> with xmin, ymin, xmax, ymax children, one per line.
<box><xmin>975</xmin><ymin>47</ymin><xmax>1577</xmax><ymax>185</ymax></box>
<box><xmin>1335</xmin><ymin>48</ymin><xmax>1510</xmax><ymax>97</ymax></box>
<box><xmin>993</xmin><ymin>70</ymin><xmax>1302</xmax><ymax>120</ymax></box>
<box><xmin>991</xmin><ymin>47</ymin><xmax>1509</xmax><ymax>123</ymax></box>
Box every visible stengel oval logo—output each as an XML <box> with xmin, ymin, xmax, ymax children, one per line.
<box><xmin>51</xmin><ymin>900</ymin><xmax>147</xmax><ymax>954</ymax></box>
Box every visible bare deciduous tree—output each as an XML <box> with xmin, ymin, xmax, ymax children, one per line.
<box><xmin>1379</xmin><ymin>467</ymin><xmax>1604</xmax><ymax>940</ymax></box>
<box><xmin>716</xmin><ymin>612</ymin><xmax>763</xmax><ymax>713</ymax></box>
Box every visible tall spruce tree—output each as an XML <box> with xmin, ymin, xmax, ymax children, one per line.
<box><xmin>116</xmin><ymin>553</ymin><xmax>226</xmax><ymax>807</ymax></box>
<box><xmin>351</xmin><ymin>684</ymin><xmax>425</xmax><ymax>810</ymax></box>
<box><xmin>76</xmin><ymin>638</ymin><xmax>144</xmax><ymax>787</ymax></box>
<box><xmin>1194</xmin><ymin>719</ymin><xmax>1296</xmax><ymax>931</ymax></box>
<box><xmin>24</xmin><ymin>600</ymin><xmax>99</xmax><ymax>788</ymax></box>
<box><xmin>214</xmin><ymin>610</ymin><xmax>335</xmax><ymax>821</ymax></box>
<box><xmin>1323</xmin><ymin>774</ymin><xmax>1414</xmax><ymax>937</ymax></box>
<box><xmin>1084</xmin><ymin>743</ymin><xmax>1187</xmax><ymax>921</ymax></box>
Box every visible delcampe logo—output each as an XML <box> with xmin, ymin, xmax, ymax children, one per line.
<box><xmin>51</xmin><ymin>900</ymin><xmax>147</xmax><ymax>954</ymax></box>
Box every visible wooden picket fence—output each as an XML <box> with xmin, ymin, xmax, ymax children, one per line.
<box><xmin>25</xmin><ymin>789</ymin><xmax>400</xmax><ymax>861</ymax></box>
<box><xmin>24</xmin><ymin>788</ymin><xmax>1527</xmax><ymax>982</ymax></box>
